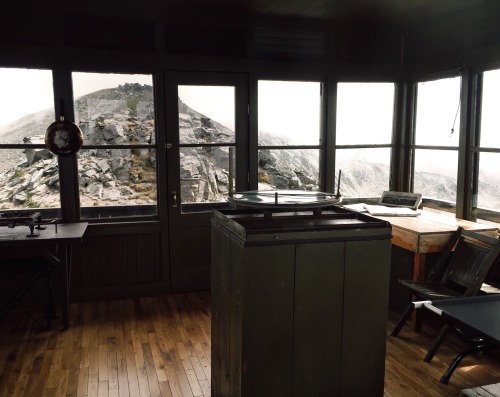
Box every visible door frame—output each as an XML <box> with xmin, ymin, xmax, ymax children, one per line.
<box><xmin>163</xmin><ymin>71</ymin><xmax>249</xmax><ymax>291</ymax></box>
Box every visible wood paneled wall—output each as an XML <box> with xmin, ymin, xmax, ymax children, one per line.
<box><xmin>70</xmin><ymin>231</ymin><xmax>166</xmax><ymax>302</ymax></box>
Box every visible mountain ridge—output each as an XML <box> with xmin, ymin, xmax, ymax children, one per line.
<box><xmin>1</xmin><ymin>84</ymin><xmax>497</xmax><ymax>210</ymax></box>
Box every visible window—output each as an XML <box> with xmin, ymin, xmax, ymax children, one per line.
<box><xmin>258</xmin><ymin>80</ymin><xmax>322</xmax><ymax>191</ymax></box>
<box><xmin>473</xmin><ymin>69</ymin><xmax>500</xmax><ymax>223</ymax></box>
<box><xmin>177</xmin><ymin>85</ymin><xmax>236</xmax><ymax>212</ymax></box>
<box><xmin>72</xmin><ymin>72</ymin><xmax>157</xmax><ymax>219</ymax></box>
<box><xmin>335</xmin><ymin>82</ymin><xmax>395</xmax><ymax>198</ymax></box>
<box><xmin>0</xmin><ymin>67</ymin><xmax>60</xmax><ymax>216</ymax></box>
<box><xmin>412</xmin><ymin>76</ymin><xmax>461</xmax><ymax>213</ymax></box>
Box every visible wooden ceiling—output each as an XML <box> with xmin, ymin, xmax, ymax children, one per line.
<box><xmin>8</xmin><ymin>0</ymin><xmax>500</xmax><ymax>64</ymax></box>
<box><xmin>161</xmin><ymin>0</ymin><xmax>496</xmax><ymax>28</ymax></box>
<box><xmin>21</xmin><ymin>0</ymin><xmax>499</xmax><ymax>32</ymax></box>
<box><xmin>228</xmin><ymin>0</ymin><xmax>482</xmax><ymax>22</ymax></box>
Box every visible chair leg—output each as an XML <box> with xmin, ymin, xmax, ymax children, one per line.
<box><xmin>391</xmin><ymin>304</ymin><xmax>415</xmax><ymax>337</ymax></box>
<box><xmin>424</xmin><ymin>325</ymin><xmax>449</xmax><ymax>362</ymax></box>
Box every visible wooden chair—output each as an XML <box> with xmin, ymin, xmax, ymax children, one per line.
<box><xmin>391</xmin><ymin>227</ymin><xmax>500</xmax><ymax>363</ymax></box>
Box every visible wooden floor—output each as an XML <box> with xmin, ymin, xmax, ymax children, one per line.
<box><xmin>1</xmin><ymin>292</ymin><xmax>500</xmax><ymax>397</ymax></box>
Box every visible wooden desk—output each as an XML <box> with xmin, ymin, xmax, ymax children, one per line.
<box><xmin>377</xmin><ymin>211</ymin><xmax>498</xmax><ymax>283</ymax></box>
<box><xmin>0</xmin><ymin>222</ymin><xmax>88</xmax><ymax>329</ymax></box>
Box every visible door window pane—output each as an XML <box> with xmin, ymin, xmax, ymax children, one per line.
<box><xmin>414</xmin><ymin>149</ymin><xmax>457</xmax><ymax>203</ymax></box>
<box><xmin>336</xmin><ymin>83</ymin><xmax>394</xmax><ymax>145</ymax></box>
<box><xmin>72</xmin><ymin>72</ymin><xmax>157</xmax><ymax>218</ymax></box>
<box><xmin>335</xmin><ymin>148</ymin><xmax>390</xmax><ymax>198</ymax></box>
<box><xmin>479</xmin><ymin>69</ymin><xmax>500</xmax><ymax>148</ymax></box>
<box><xmin>258</xmin><ymin>149</ymin><xmax>320</xmax><ymax>190</ymax></box>
<box><xmin>0</xmin><ymin>68</ymin><xmax>60</xmax><ymax>213</ymax></box>
<box><xmin>180</xmin><ymin>146</ymin><xmax>234</xmax><ymax>204</ymax></box>
<box><xmin>415</xmin><ymin>77</ymin><xmax>461</xmax><ymax>146</ymax></box>
<box><xmin>177</xmin><ymin>85</ymin><xmax>236</xmax><ymax>212</ymax></box>
<box><xmin>178</xmin><ymin>86</ymin><xmax>235</xmax><ymax>144</ymax></box>
<box><xmin>258</xmin><ymin>80</ymin><xmax>321</xmax><ymax>146</ymax></box>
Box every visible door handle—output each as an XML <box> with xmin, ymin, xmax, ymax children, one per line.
<box><xmin>172</xmin><ymin>191</ymin><xmax>177</xmax><ymax>207</ymax></box>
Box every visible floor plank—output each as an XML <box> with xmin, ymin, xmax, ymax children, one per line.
<box><xmin>1</xmin><ymin>292</ymin><xmax>500</xmax><ymax>396</ymax></box>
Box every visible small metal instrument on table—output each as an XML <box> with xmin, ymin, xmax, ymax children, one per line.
<box><xmin>0</xmin><ymin>212</ymin><xmax>58</xmax><ymax>237</ymax></box>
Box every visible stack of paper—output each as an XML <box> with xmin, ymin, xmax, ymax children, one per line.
<box><xmin>363</xmin><ymin>204</ymin><xmax>420</xmax><ymax>217</ymax></box>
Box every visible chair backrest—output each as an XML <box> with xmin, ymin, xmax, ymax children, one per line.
<box><xmin>437</xmin><ymin>228</ymin><xmax>500</xmax><ymax>296</ymax></box>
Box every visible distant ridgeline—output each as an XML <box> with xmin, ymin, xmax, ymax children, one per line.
<box><xmin>0</xmin><ymin>83</ymin><xmax>482</xmax><ymax>210</ymax></box>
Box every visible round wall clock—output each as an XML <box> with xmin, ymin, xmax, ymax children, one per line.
<box><xmin>45</xmin><ymin>118</ymin><xmax>83</xmax><ymax>156</ymax></box>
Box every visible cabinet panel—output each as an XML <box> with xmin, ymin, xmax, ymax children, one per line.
<box><xmin>210</xmin><ymin>224</ymin><xmax>231</xmax><ymax>397</ymax></box>
<box><xmin>342</xmin><ymin>239</ymin><xmax>392</xmax><ymax>396</ymax></box>
<box><xmin>241</xmin><ymin>245</ymin><xmax>295</xmax><ymax>397</ymax></box>
<box><xmin>294</xmin><ymin>243</ymin><xmax>345</xmax><ymax>396</ymax></box>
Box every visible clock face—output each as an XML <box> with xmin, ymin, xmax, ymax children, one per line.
<box><xmin>45</xmin><ymin>120</ymin><xmax>83</xmax><ymax>156</ymax></box>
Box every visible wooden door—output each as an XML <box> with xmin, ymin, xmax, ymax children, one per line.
<box><xmin>164</xmin><ymin>71</ymin><xmax>248</xmax><ymax>291</ymax></box>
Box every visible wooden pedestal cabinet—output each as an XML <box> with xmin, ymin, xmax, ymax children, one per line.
<box><xmin>211</xmin><ymin>208</ymin><xmax>392</xmax><ymax>397</ymax></box>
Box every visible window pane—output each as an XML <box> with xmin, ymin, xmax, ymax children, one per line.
<box><xmin>72</xmin><ymin>72</ymin><xmax>155</xmax><ymax>145</ymax></box>
<box><xmin>0</xmin><ymin>68</ymin><xmax>60</xmax><ymax>213</ymax></box>
<box><xmin>414</xmin><ymin>149</ymin><xmax>457</xmax><ymax>204</ymax></box>
<box><xmin>258</xmin><ymin>80</ymin><xmax>321</xmax><ymax>146</ymax></box>
<box><xmin>0</xmin><ymin>68</ymin><xmax>55</xmax><ymax>145</ymax></box>
<box><xmin>178</xmin><ymin>85</ymin><xmax>235</xmax><ymax>144</ymax></box>
<box><xmin>335</xmin><ymin>148</ymin><xmax>390</xmax><ymax>198</ymax></box>
<box><xmin>72</xmin><ymin>72</ymin><xmax>157</xmax><ymax>219</ymax></box>
<box><xmin>78</xmin><ymin>148</ymin><xmax>157</xmax><ymax>218</ymax></box>
<box><xmin>0</xmin><ymin>149</ymin><xmax>60</xmax><ymax>210</ymax></box>
<box><xmin>477</xmin><ymin>152</ymin><xmax>500</xmax><ymax>211</ymax></box>
<box><xmin>479</xmin><ymin>69</ymin><xmax>500</xmax><ymax>148</ymax></box>
<box><xmin>180</xmin><ymin>146</ymin><xmax>235</xmax><ymax>208</ymax></box>
<box><xmin>415</xmin><ymin>77</ymin><xmax>460</xmax><ymax>146</ymax></box>
<box><xmin>336</xmin><ymin>83</ymin><xmax>394</xmax><ymax>145</ymax></box>
<box><xmin>258</xmin><ymin>149</ymin><xmax>320</xmax><ymax>191</ymax></box>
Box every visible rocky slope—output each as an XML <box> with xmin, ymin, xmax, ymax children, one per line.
<box><xmin>0</xmin><ymin>84</ymin><xmax>498</xmax><ymax>211</ymax></box>
<box><xmin>0</xmin><ymin>83</ymin><xmax>157</xmax><ymax>209</ymax></box>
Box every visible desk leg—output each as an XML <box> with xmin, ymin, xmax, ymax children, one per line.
<box><xmin>411</xmin><ymin>253</ymin><xmax>426</xmax><ymax>331</ymax></box>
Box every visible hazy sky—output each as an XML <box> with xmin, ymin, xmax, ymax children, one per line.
<box><xmin>178</xmin><ymin>85</ymin><xmax>235</xmax><ymax>131</ymax></box>
<box><xmin>0</xmin><ymin>68</ymin><xmax>54</xmax><ymax>126</ymax></box>
<box><xmin>0</xmin><ymin>68</ymin><xmax>153</xmax><ymax>127</ymax></box>
<box><xmin>1</xmin><ymin>67</ymin><xmax>498</xmax><ymax>162</ymax></box>
<box><xmin>71</xmin><ymin>72</ymin><xmax>153</xmax><ymax>98</ymax></box>
<box><xmin>257</xmin><ymin>80</ymin><xmax>321</xmax><ymax>145</ymax></box>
